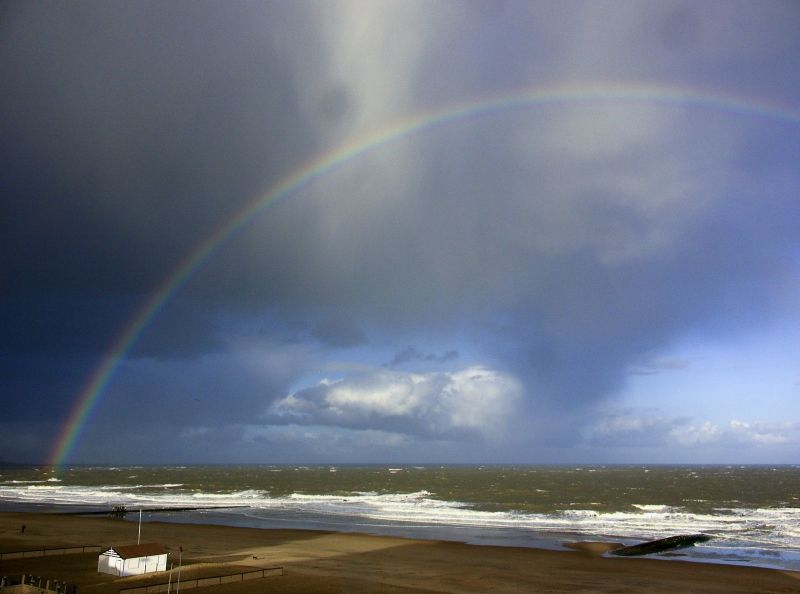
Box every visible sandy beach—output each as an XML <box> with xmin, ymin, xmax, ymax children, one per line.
<box><xmin>1</xmin><ymin>512</ymin><xmax>799</xmax><ymax>593</ymax></box>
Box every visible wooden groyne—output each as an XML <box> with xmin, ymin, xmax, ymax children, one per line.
<box><xmin>612</xmin><ymin>534</ymin><xmax>712</xmax><ymax>557</ymax></box>
<box><xmin>59</xmin><ymin>505</ymin><xmax>249</xmax><ymax>516</ymax></box>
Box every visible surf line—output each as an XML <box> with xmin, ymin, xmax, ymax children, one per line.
<box><xmin>47</xmin><ymin>81</ymin><xmax>800</xmax><ymax>467</ymax></box>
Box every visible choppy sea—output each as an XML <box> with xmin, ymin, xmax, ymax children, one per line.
<box><xmin>1</xmin><ymin>464</ymin><xmax>798</xmax><ymax>571</ymax></box>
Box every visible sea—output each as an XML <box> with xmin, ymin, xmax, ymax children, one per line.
<box><xmin>1</xmin><ymin>464</ymin><xmax>799</xmax><ymax>571</ymax></box>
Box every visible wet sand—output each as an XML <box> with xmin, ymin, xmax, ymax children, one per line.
<box><xmin>1</xmin><ymin>511</ymin><xmax>799</xmax><ymax>593</ymax></box>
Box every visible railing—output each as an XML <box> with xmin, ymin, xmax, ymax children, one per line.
<box><xmin>0</xmin><ymin>574</ymin><xmax>76</xmax><ymax>593</ymax></box>
<box><xmin>0</xmin><ymin>546</ymin><xmax>102</xmax><ymax>560</ymax></box>
<box><xmin>118</xmin><ymin>567</ymin><xmax>283</xmax><ymax>594</ymax></box>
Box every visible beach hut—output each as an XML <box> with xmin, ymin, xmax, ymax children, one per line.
<box><xmin>97</xmin><ymin>543</ymin><xmax>169</xmax><ymax>576</ymax></box>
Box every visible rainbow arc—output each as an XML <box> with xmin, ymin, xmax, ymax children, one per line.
<box><xmin>48</xmin><ymin>82</ymin><xmax>800</xmax><ymax>467</ymax></box>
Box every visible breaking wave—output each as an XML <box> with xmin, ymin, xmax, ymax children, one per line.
<box><xmin>1</xmin><ymin>482</ymin><xmax>798</xmax><ymax>556</ymax></box>
<box><xmin>0</xmin><ymin>480</ymin><xmax>800</xmax><ymax>569</ymax></box>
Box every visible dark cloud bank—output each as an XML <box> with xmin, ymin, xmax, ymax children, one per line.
<box><xmin>2</xmin><ymin>1</ymin><xmax>799</xmax><ymax>463</ymax></box>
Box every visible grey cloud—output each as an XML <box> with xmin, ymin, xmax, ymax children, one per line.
<box><xmin>627</xmin><ymin>357</ymin><xmax>690</xmax><ymax>376</ymax></box>
<box><xmin>1</xmin><ymin>0</ymin><xmax>318</xmax><ymax>312</ymax></box>
<box><xmin>0</xmin><ymin>0</ymin><xmax>334</xmax><ymax>432</ymax></box>
<box><xmin>3</xmin><ymin>1</ymin><xmax>800</xmax><ymax>462</ymax></box>
<box><xmin>388</xmin><ymin>347</ymin><xmax>459</xmax><ymax>367</ymax></box>
<box><xmin>91</xmin><ymin>356</ymin><xmax>283</xmax><ymax>428</ymax></box>
<box><xmin>582</xmin><ymin>412</ymin><xmax>692</xmax><ymax>447</ymax></box>
<box><xmin>311</xmin><ymin>317</ymin><xmax>366</xmax><ymax>348</ymax></box>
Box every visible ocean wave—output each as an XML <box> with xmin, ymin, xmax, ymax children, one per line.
<box><xmin>1</xmin><ymin>480</ymin><xmax>51</xmax><ymax>484</ymax></box>
<box><xmin>97</xmin><ymin>483</ymin><xmax>185</xmax><ymax>490</ymax></box>
<box><xmin>0</xmin><ymin>484</ymin><xmax>269</xmax><ymax>508</ymax></box>
<box><xmin>1</xmin><ymin>483</ymin><xmax>798</xmax><ymax>552</ymax></box>
<box><xmin>192</xmin><ymin>490</ymin><xmax>266</xmax><ymax>500</ymax></box>
<box><xmin>631</xmin><ymin>504</ymin><xmax>677</xmax><ymax>512</ymax></box>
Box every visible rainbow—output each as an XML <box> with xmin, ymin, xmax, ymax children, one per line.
<box><xmin>47</xmin><ymin>81</ymin><xmax>800</xmax><ymax>467</ymax></box>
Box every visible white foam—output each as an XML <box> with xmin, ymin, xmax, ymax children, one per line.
<box><xmin>1</xmin><ymin>483</ymin><xmax>798</xmax><ymax>558</ymax></box>
<box><xmin>95</xmin><ymin>483</ymin><xmax>186</xmax><ymax>491</ymax></box>
<box><xmin>632</xmin><ymin>504</ymin><xmax>675</xmax><ymax>512</ymax></box>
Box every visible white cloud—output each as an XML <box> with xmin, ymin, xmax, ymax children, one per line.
<box><xmin>727</xmin><ymin>420</ymin><xmax>796</xmax><ymax>446</ymax></box>
<box><xmin>669</xmin><ymin>421</ymin><xmax>721</xmax><ymax>446</ymax></box>
<box><xmin>270</xmin><ymin>366</ymin><xmax>521</xmax><ymax>440</ymax></box>
<box><xmin>584</xmin><ymin>410</ymin><xmax>800</xmax><ymax>449</ymax></box>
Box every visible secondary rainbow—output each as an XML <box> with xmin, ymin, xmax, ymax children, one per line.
<box><xmin>48</xmin><ymin>81</ymin><xmax>800</xmax><ymax>467</ymax></box>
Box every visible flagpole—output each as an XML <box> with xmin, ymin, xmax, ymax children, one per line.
<box><xmin>177</xmin><ymin>546</ymin><xmax>182</xmax><ymax>594</ymax></box>
<box><xmin>138</xmin><ymin>509</ymin><xmax>142</xmax><ymax>544</ymax></box>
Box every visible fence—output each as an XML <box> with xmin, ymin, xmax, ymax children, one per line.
<box><xmin>0</xmin><ymin>546</ymin><xmax>102</xmax><ymax>560</ymax></box>
<box><xmin>0</xmin><ymin>575</ymin><xmax>77</xmax><ymax>593</ymax></box>
<box><xmin>119</xmin><ymin>567</ymin><xmax>283</xmax><ymax>594</ymax></box>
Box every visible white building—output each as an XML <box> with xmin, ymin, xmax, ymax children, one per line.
<box><xmin>98</xmin><ymin>543</ymin><xmax>169</xmax><ymax>576</ymax></box>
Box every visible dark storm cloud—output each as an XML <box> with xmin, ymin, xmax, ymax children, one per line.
<box><xmin>1</xmin><ymin>0</ymin><xmax>317</xmax><ymax>322</ymax></box>
<box><xmin>3</xmin><ymin>1</ymin><xmax>800</xmax><ymax>462</ymax></box>
<box><xmin>254</xmin><ymin>100</ymin><xmax>799</xmax><ymax>420</ymax></box>
<box><xmin>0</xmin><ymin>0</ymin><xmax>350</xmax><ymax>461</ymax></box>
<box><xmin>0</xmin><ymin>354</ymin><xmax>91</xmax><ymax>420</ymax></box>
<box><xmin>0</xmin><ymin>0</ymin><xmax>324</xmax><ymax>459</ymax></box>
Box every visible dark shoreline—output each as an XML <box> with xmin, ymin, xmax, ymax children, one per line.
<box><xmin>2</xmin><ymin>511</ymin><xmax>799</xmax><ymax>593</ymax></box>
<box><xmin>4</xmin><ymin>502</ymin><xmax>796</xmax><ymax>573</ymax></box>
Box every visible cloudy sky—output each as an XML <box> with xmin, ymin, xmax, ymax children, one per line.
<box><xmin>2</xmin><ymin>0</ymin><xmax>799</xmax><ymax>464</ymax></box>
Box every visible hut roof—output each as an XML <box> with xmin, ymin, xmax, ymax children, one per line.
<box><xmin>111</xmin><ymin>543</ymin><xmax>169</xmax><ymax>559</ymax></box>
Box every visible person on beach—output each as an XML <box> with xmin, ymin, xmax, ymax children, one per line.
<box><xmin>21</xmin><ymin>524</ymin><xmax>25</xmax><ymax>534</ymax></box>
